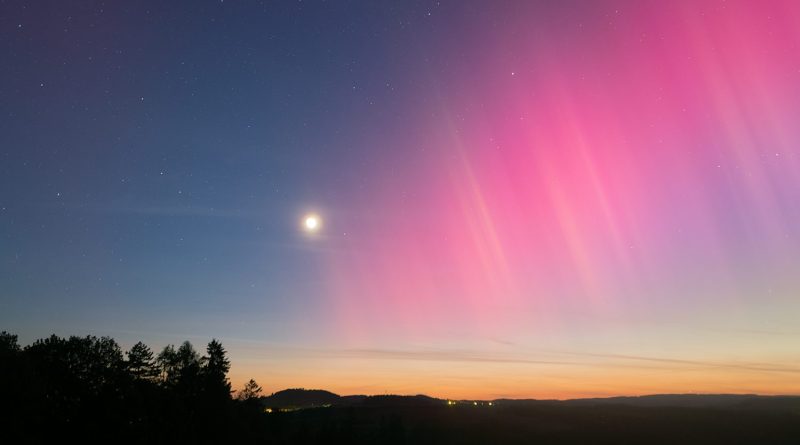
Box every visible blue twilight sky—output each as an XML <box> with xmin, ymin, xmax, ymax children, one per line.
<box><xmin>2</xmin><ymin>0</ymin><xmax>433</xmax><ymax>340</ymax></box>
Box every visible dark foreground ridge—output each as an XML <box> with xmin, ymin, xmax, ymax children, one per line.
<box><xmin>2</xmin><ymin>331</ymin><xmax>799</xmax><ymax>444</ymax></box>
<box><xmin>258</xmin><ymin>390</ymin><xmax>800</xmax><ymax>445</ymax></box>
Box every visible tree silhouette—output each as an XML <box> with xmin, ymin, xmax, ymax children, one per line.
<box><xmin>237</xmin><ymin>378</ymin><xmax>263</xmax><ymax>401</ymax></box>
<box><xmin>26</xmin><ymin>335</ymin><xmax>125</xmax><ymax>395</ymax></box>
<box><xmin>0</xmin><ymin>331</ymin><xmax>23</xmax><ymax>417</ymax></box>
<box><xmin>0</xmin><ymin>331</ymin><xmax>20</xmax><ymax>354</ymax></box>
<box><xmin>158</xmin><ymin>342</ymin><xmax>200</xmax><ymax>386</ymax></box>
<box><xmin>203</xmin><ymin>339</ymin><xmax>232</xmax><ymax>401</ymax></box>
<box><xmin>126</xmin><ymin>341</ymin><xmax>157</xmax><ymax>381</ymax></box>
<box><xmin>176</xmin><ymin>341</ymin><xmax>202</xmax><ymax>377</ymax></box>
<box><xmin>157</xmin><ymin>344</ymin><xmax>179</xmax><ymax>385</ymax></box>
<box><xmin>76</xmin><ymin>336</ymin><xmax>125</xmax><ymax>382</ymax></box>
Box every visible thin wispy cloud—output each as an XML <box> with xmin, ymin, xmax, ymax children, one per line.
<box><xmin>230</xmin><ymin>344</ymin><xmax>800</xmax><ymax>375</ymax></box>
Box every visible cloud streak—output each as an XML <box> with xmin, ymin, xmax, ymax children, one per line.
<box><xmin>237</xmin><ymin>345</ymin><xmax>800</xmax><ymax>375</ymax></box>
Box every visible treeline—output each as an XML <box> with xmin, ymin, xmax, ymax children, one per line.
<box><xmin>0</xmin><ymin>331</ymin><xmax>267</xmax><ymax>443</ymax></box>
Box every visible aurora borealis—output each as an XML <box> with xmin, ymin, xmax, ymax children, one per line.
<box><xmin>2</xmin><ymin>1</ymin><xmax>799</xmax><ymax>399</ymax></box>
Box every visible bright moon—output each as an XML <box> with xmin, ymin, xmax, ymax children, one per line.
<box><xmin>304</xmin><ymin>215</ymin><xmax>320</xmax><ymax>232</ymax></box>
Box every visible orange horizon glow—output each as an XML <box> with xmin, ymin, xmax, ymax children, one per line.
<box><xmin>228</xmin><ymin>369</ymin><xmax>800</xmax><ymax>401</ymax></box>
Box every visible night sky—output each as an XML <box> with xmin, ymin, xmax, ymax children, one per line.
<box><xmin>2</xmin><ymin>1</ymin><xmax>800</xmax><ymax>399</ymax></box>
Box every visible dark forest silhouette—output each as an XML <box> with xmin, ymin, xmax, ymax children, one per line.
<box><xmin>0</xmin><ymin>331</ymin><xmax>266</xmax><ymax>443</ymax></box>
<box><xmin>2</xmin><ymin>330</ymin><xmax>799</xmax><ymax>444</ymax></box>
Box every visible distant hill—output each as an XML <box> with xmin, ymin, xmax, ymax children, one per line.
<box><xmin>261</xmin><ymin>388</ymin><xmax>341</xmax><ymax>408</ymax></box>
<box><xmin>357</xmin><ymin>394</ymin><xmax>441</xmax><ymax>407</ymax></box>
<box><xmin>262</xmin><ymin>389</ymin><xmax>800</xmax><ymax>412</ymax></box>
<box><xmin>562</xmin><ymin>394</ymin><xmax>800</xmax><ymax>410</ymax></box>
<box><xmin>260</xmin><ymin>389</ymin><xmax>446</xmax><ymax>409</ymax></box>
<box><xmin>488</xmin><ymin>394</ymin><xmax>800</xmax><ymax>412</ymax></box>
